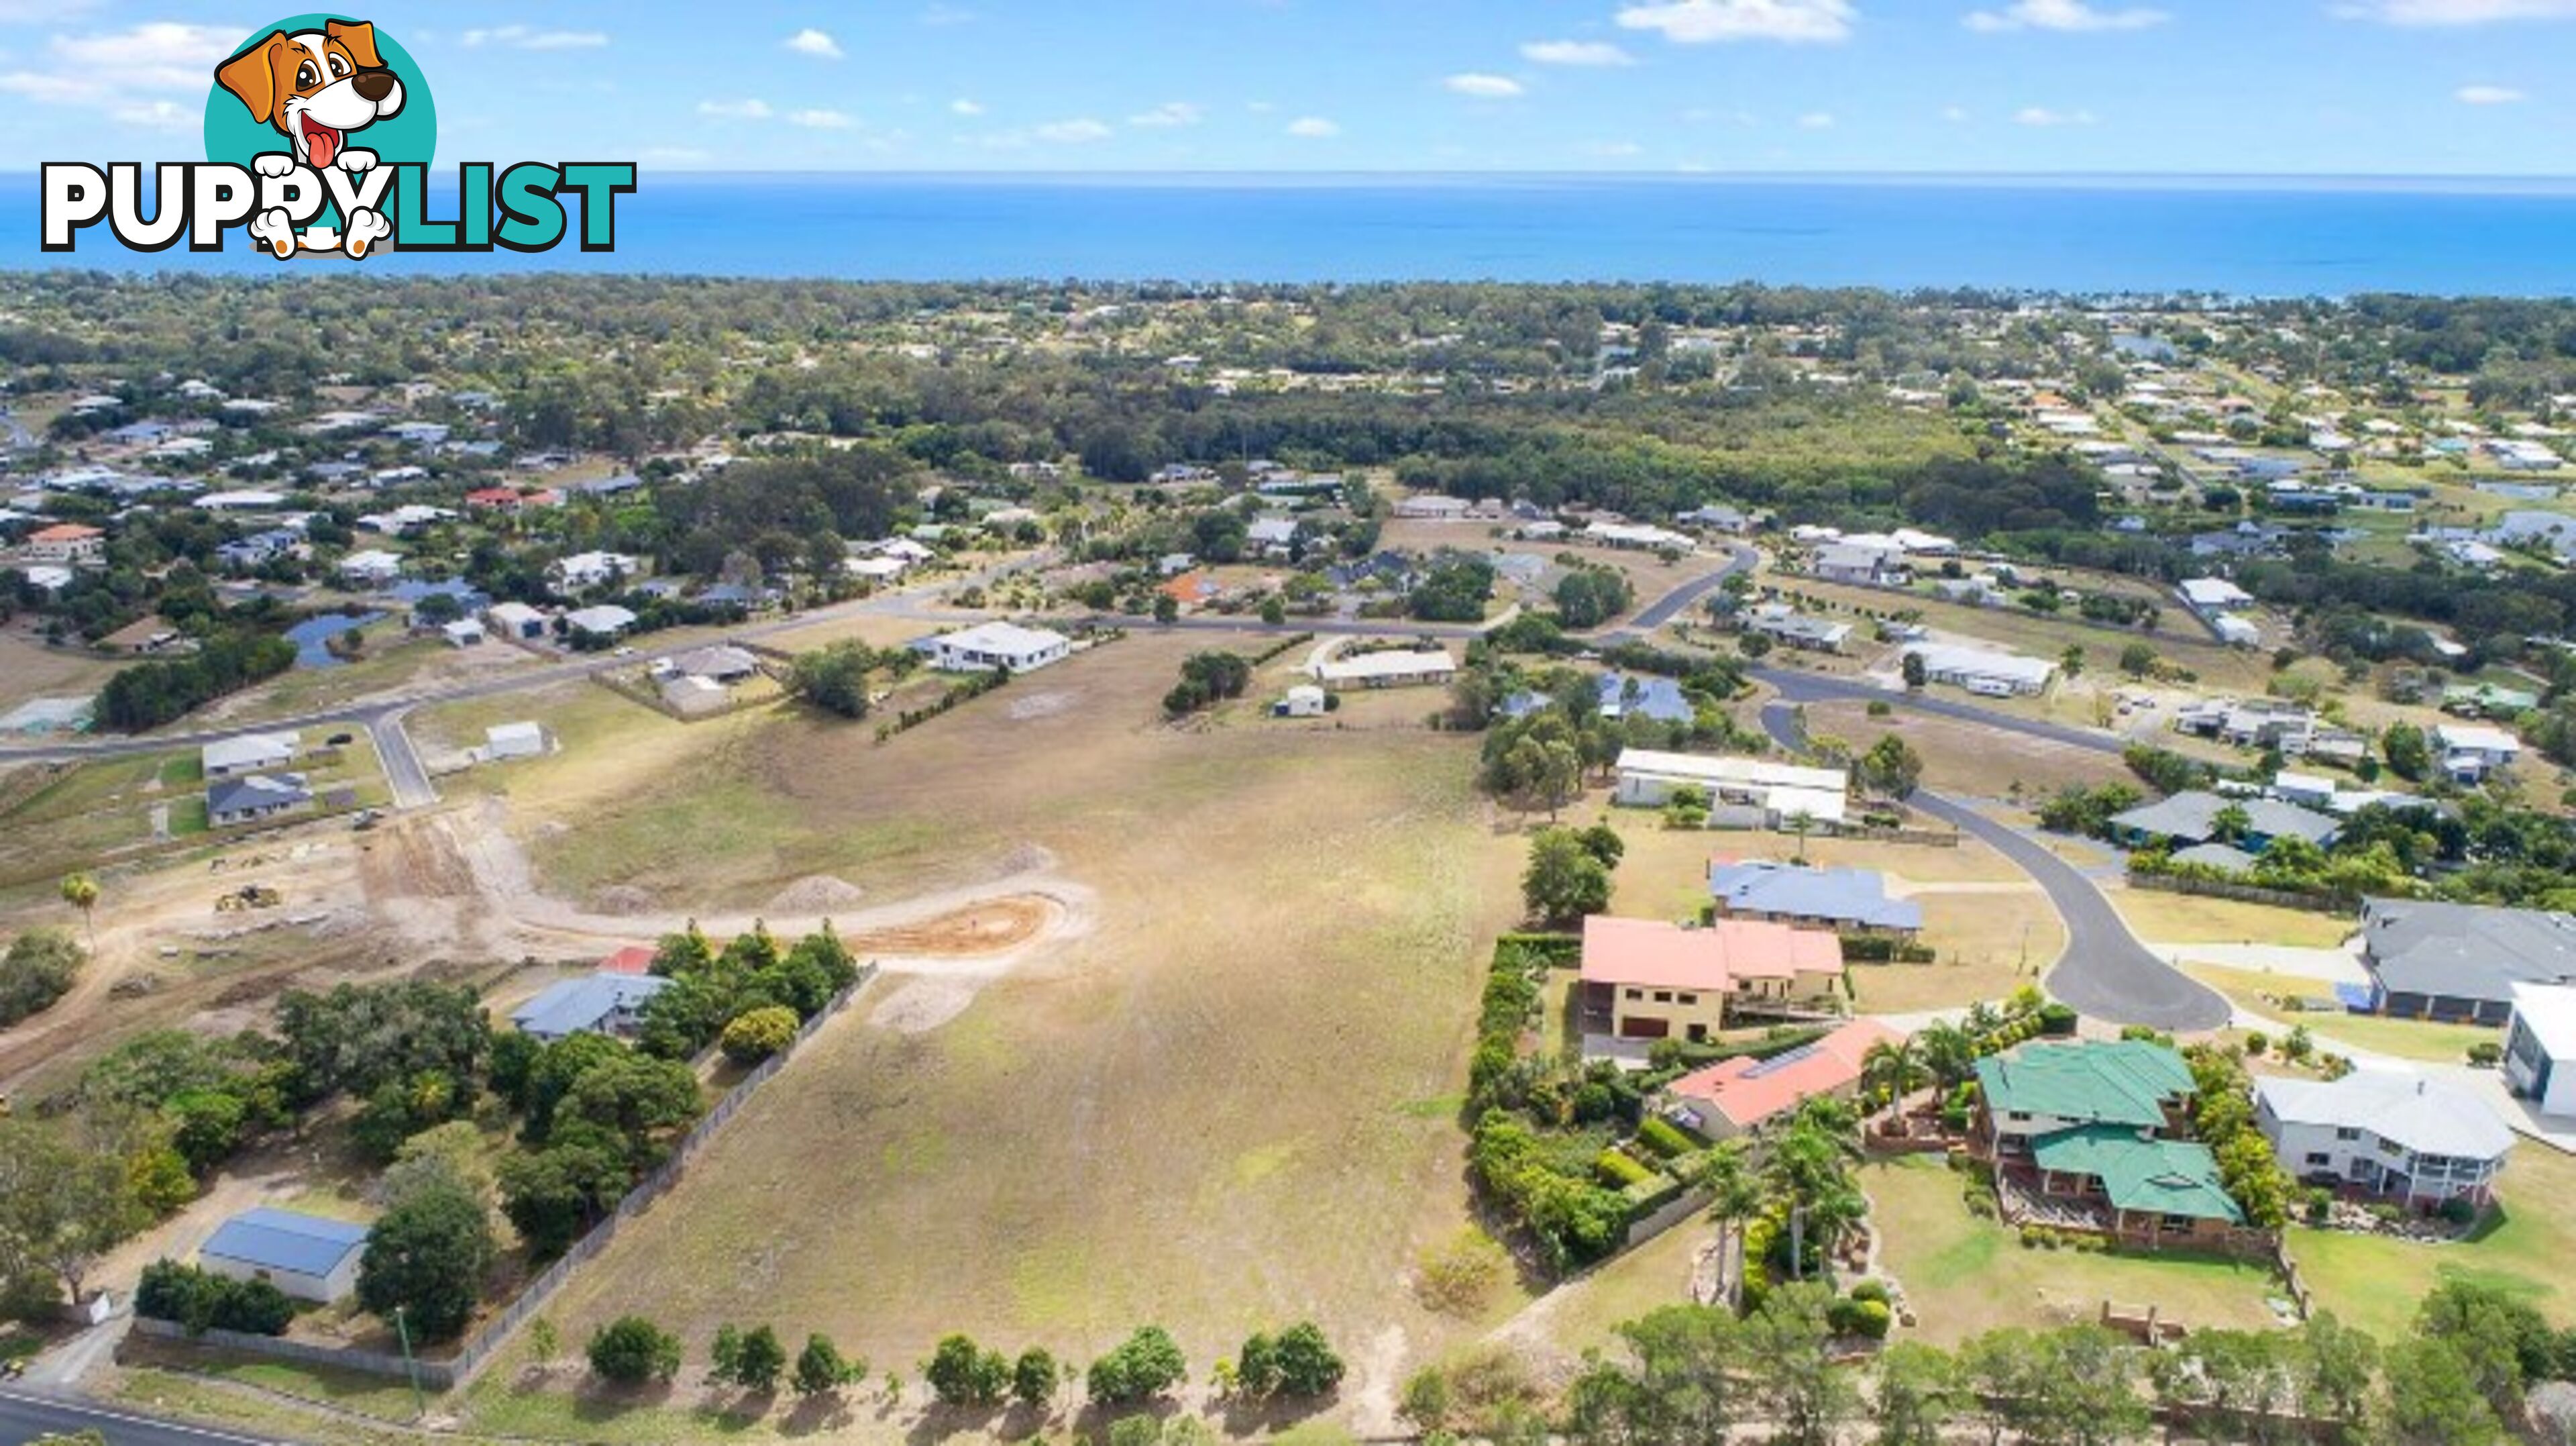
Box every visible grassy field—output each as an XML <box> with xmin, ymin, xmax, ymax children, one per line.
<box><xmin>2185</xmin><ymin>962</ymin><xmax>2495</xmax><ymax>1064</ymax></box>
<box><xmin>2112</xmin><ymin>892</ymin><xmax>2356</xmax><ymax>950</ymax></box>
<box><xmin>0</xmin><ymin>631</ymin><xmax>124</xmax><ymax>715</ymax></box>
<box><xmin>492</xmin><ymin>634</ymin><xmax>1525</xmax><ymax>1431</ymax></box>
<box><xmin>1865</xmin><ymin>1153</ymin><xmax>2290</xmax><ymax>1347</ymax></box>
<box><xmin>1798</xmin><ymin>703</ymin><xmax>2128</xmax><ymax>799</ymax></box>
<box><xmin>2288</xmin><ymin>1142</ymin><xmax>2576</xmax><ymax>1342</ymax></box>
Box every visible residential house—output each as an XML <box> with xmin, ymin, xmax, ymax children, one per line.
<box><xmin>666</xmin><ymin>645</ymin><xmax>762</xmax><ymax>684</ymax></box>
<box><xmin>207</xmin><ymin>772</ymin><xmax>311</xmax><ymax>827</ymax></box>
<box><xmin>1812</xmin><ymin>541</ymin><xmax>1909</xmax><ymax>587</ymax></box>
<box><xmin>549</xmin><ymin>551</ymin><xmax>644</xmax><ymax>594</ymax></box>
<box><xmin>1678</xmin><ymin>503</ymin><xmax>1751</xmax><ymax>533</ymax></box>
<box><xmin>2432</xmin><ymin>721</ymin><xmax>2520</xmax><ymax>783</ymax></box>
<box><xmin>2361</xmin><ymin>898</ymin><xmax>2576</xmax><ymax>1025</ymax></box>
<box><xmin>2504</xmin><ymin>982</ymin><xmax>2576</xmax><ymax>1117</ymax></box>
<box><xmin>1592</xmin><ymin>672</ymin><xmax>1696</xmax><ymax>723</ymax></box>
<box><xmin>661</xmin><ymin>675</ymin><xmax>729</xmax><ymax>717</ymax></box>
<box><xmin>1312</xmin><ymin>648</ymin><xmax>1456</xmax><ymax>691</ymax></box>
<box><xmin>2026</xmin><ymin>1125</ymin><xmax>2245</xmax><ymax>1246</ymax></box>
<box><xmin>1158</xmin><ymin>570</ymin><xmax>1223</xmax><ymax>611</ymax></box>
<box><xmin>199</xmin><ymin>1208</ymin><xmax>369</xmax><ymax>1304</ymax></box>
<box><xmin>337</xmin><ymin>549</ymin><xmax>404</xmax><ymax>587</ymax></box>
<box><xmin>921</xmin><ymin>621</ymin><xmax>1073</xmax><ymax>674</ymax></box>
<box><xmin>509</xmin><ymin>971</ymin><xmax>674</xmax><ymax>1043</ymax></box>
<box><xmin>1577</xmin><ymin>915</ymin><xmax>1845</xmax><ymax>1051</ymax></box>
<box><xmin>1614</xmin><ymin>748</ymin><xmax>1851</xmax><ymax>831</ymax></box>
<box><xmin>1393</xmin><ymin>494</ymin><xmax>1473</xmax><ymax>520</ymax></box>
<box><xmin>1707</xmin><ymin>860</ymin><xmax>1924</xmax><ymax>936</ymax></box>
<box><xmin>1745</xmin><ymin>607</ymin><xmax>1852</xmax><ymax>654</ymax></box>
<box><xmin>23</xmin><ymin>523</ymin><xmax>104</xmax><ymax>564</ymax></box>
<box><xmin>1662</xmin><ymin>1018</ymin><xmax>1900</xmax><ymax>1140</ymax></box>
<box><xmin>441</xmin><ymin>619</ymin><xmax>485</xmax><ymax>648</ymax></box>
<box><xmin>2106</xmin><ymin>790</ymin><xmax>2341</xmax><ymax>855</ymax></box>
<box><xmin>2257</xmin><ymin>1070</ymin><xmax>2512</xmax><ymax>1207</ymax></box>
<box><xmin>485</xmin><ymin>601</ymin><xmax>549</xmax><ymax>641</ymax></box>
<box><xmin>563</xmin><ymin>605</ymin><xmax>639</xmax><ymax>641</ymax></box>
<box><xmin>1974</xmin><ymin>1039</ymin><xmax>2198</xmax><ymax>1160</ymax></box>
<box><xmin>1900</xmin><ymin>643</ymin><xmax>2056</xmax><ymax>697</ymax></box>
<box><xmin>203</xmin><ymin>733</ymin><xmax>296</xmax><ymax>779</ymax></box>
<box><xmin>2177</xmin><ymin>577</ymin><xmax>2254</xmax><ymax>615</ymax></box>
<box><xmin>1584</xmin><ymin>521</ymin><xmax>1693</xmax><ymax>552</ymax></box>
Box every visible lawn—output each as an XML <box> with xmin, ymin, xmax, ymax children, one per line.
<box><xmin>490</xmin><ymin>634</ymin><xmax>1527</xmax><ymax>1435</ymax></box>
<box><xmin>1864</xmin><ymin>1153</ymin><xmax>2290</xmax><ymax>1347</ymax></box>
<box><xmin>2288</xmin><ymin>1142</ymin><xmax>2576</xmax><ymax>1342</ymax></box>
<box><xmin>0</xmin><ymin>630</ymin><xmax>125</xmax><ymax>714</ymax></box>
<box><xmin>2113</xmin><ymin>892</ymin><xmax>2357</xmax><ymax>950</ymax></box>
<box><xmin>2180</xmin><ymin>963</ymin><xmax>2491</xmax><ymax>1065</ymax></box>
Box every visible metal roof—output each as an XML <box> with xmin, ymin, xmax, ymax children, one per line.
<box><xmin>201</xmin><ymin>1208</ymin><xmax>368</xmax><ymax>1277</ymax></box>
<box><xmin>1975</xmin><ymin>1041</ymin><xmax>2194</xmax><ymax>1129</ymax></box>
<box><xmin>511</xmin><ymin>972</ymin><xmax>672</xmax><ymax>1038</ymax></box>
<box><xmin>1707</xmin><ymin>861</ymin><xmax>1923</xmax><ymax>932</ymax></box>
<box><xmin>2030</xmin><ymin>1125</ymin><xmax>2244</xmax><ymax>1223</ymax></box>
<box><xmin>2257</xmin><ymin>1069</ymin><xmax>2515</xmax><ymax>1163</ymax></box>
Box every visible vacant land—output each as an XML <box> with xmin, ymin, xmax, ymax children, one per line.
<box><xmin>1800</xmin><ymin>703</ymin><xmax>2129</xmax><ymax>801</ymax></box>
<box><xmin>1866</xmin><ymin>1153</ymin><xmax>2288</xmax><ymax>1347</ymax></box>
<box><xmin>0</xmin><ymin>630</ymin><xmax>123</xmax><ymax>715</ymax></box>
<box><xmin>507</xmin><ymin>635</ymin><xmax>1524</xmax><ymax>1429</ymax></box>
<box><xmin>1776</xmin><ymin>574</ymin><xmax>2275</xmax><ymax>696</ymax></box>
<box><xmin>2289</xmin><ymin>1142</ymin><xmax>2576</xmax><ymax>1341</ymax></box>
<box><xmin>2114</xmin><ymin>892</ymin><xmax>2356</xmax><ymax>951</ymax></box>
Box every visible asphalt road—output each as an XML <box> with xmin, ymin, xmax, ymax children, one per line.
<box><xmin>1757</xmin><ymin>699</ymin><xmax>2229</xmax><ymax>1032</ymax></box>
<box><xmin>1605</xmin><ymin>542</ymin><xmax>1760</xmax><ymax>639</ymax></box>
<box><xmin>0</xmin><ymin>1388</ymin><xmax>285</xmax><ymax>1446</ymax></box>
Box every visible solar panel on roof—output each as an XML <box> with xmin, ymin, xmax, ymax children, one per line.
<box><xmin>1741</xmin><ymin>1043</ymin><xmax>1821</xmax><ymax>1079</ymax></box>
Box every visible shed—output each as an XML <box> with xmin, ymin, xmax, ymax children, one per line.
<box><xmin>199</xmin><ymin>1207</ymin><xmax>368</xmax><ymax>1302</ymax></box>
<box><xmin>487</xmin><ymin>721</ymin><xmax>547</xmax><ymax>761</ymax></box>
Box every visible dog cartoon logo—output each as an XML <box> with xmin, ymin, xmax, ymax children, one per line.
<box><xmin>207</xmin><ymin>15</ymin><xmax>433</xmax><ymax>260</ymax></box>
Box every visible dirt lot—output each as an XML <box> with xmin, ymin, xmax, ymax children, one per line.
<box><xmin>490</xmin><ymin>634</ymin><xmax>1527</xmax><ymax>1434</ymax></box>
<box><xmin>0</xmin><ymin>629</ymin><xmax>124</xmax><ymax>715</ymax></box>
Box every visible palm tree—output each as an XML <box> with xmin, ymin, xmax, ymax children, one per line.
<box><xmin>1764</xmin><ymin>1100</ymin><xmax>1865</xmax><ymax>1282</ymax></box>
<box><xmin>1701</xmin><ymin>1141</ymin><xmax>1765</xmax><ymax>1309</ymax></box>
<box><xmin>58</xmin><ymin>872</ymin><xmax>97</xmax><ymax>953</ymax></box>
<box><xmin>1786</xmin><ymin>809</ymin><xmax>1815</xmax><ymax>866</ymax></box>
<box><xmin>1860</xmin><ymin>1039</ymin><xmax>1927</xmax><ymax>1115</ymax></box>
<box><xmin>1915</xmin><ymin>1021</ymin><xmax>1978</xmax><ymax>1095</ymax></box>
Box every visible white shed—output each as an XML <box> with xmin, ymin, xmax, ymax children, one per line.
<box><xmin>199</xmin><ymin>1208</ymin><xmax>369</xmax><ymax>1304</ymax></box>
<box><xmin>487</xmin><ymin>721</ymin><xmax>547</xmax><ymax>760</ymax></box>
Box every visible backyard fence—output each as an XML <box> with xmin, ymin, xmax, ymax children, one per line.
<box><xmin>2125</xmin><ymin>870</ymin><xmax>2353</xmax><ymax>917</ymax></box>
<box><xmin>129</xmin><ymin>964</ymin><xmax>879</xmax><ymax>1391</ymax></box>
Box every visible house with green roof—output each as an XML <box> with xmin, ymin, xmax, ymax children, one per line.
<box><xmin>2029</xmin><ymin>1124</ymin><xmax>2246</xmax><ymax>1245</ymax></box>
<box><xmin>1973</xmin><ymin>1039</ymin><xmax>2197</xmax><ymax>1159</ymax></box>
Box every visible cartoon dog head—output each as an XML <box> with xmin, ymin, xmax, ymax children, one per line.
<box><xmin>214</xmin><ymin>19</ymin><xmax>403</xmax><ymax>170</ymax></box>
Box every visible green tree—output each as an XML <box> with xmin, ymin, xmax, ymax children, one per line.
<box><xmin>1012</xmin><ymin>1347</ymin><xmax>1061</xmax><ymax>1409</ymax></box>
<box><xmin>1522</xmin><ymin>827</ymin><xmax>1613</xmax><ymax>925</ymax></box>
<box><xmin>794</xmin><ymin>1333</ymin><xmax>863</xmax><ymax>1396</ymax></box>
<box><xmin>0</xmin><ymin>1117</ymin><xmax>143</xmax><ymax>1308</ymax></box>
<box><xmin>1087</xmin><ymin>1325</ymin><xmax>1187</xmax><ymax>1405</ymax></box>
<box><xmin>2382</xmin><ymin>721</ymin><xmax>2431</xmax><ymax>782</ymax></box>
<box><xmin>58</xmin><ymin>872</ymin><xmax>98</xmax><ymax>953</ymax></box>
<box><xmin>0</xmin><ymin>929</ymin><xmax>83</xmax><ymax>1027</ymax></box>
<box><xmin>1234</xmin><ymin>1331</ymin><xmax>1281</xmax><ymax>1398</ymax></box>
<box><xmin>356</xmin><ymin>1178</ymin><xmax>493</xmax><ymax>1341</ymax></box>
<box><xmin>1273</xmin><ymin>1322</ymin><xmax>1344</xmax><ymax>1397</ymax></box>
<box><xmin>1873</xmin><ymin>1341</ymin><xmax>1960</xmax><ymax>1446</ymax></box>
<box><xmin>1745</xmin><ymin>1283</ymin><xmax>1857</xmax><ymax>1446</ymax></box>
<box><xmin>785</xmin><ymin>640</ymin><xmax>875</xmax><ymax>719</ymax></box>
<box><xmin>2381</xmin><ymin>1335</ymin><xmax>2503</xmax><ymax>1446</ymax></box>
<box><xmin>719</xmin><ymin>1005</ymin><xmax>799</xmax><ymax>1065</ymax></box>
<box><xmin>1700</xmin><ymin>1143</ymin><xmax>1765</xmax><ymax>1310</ymax></box>
<box><xmin>588</xmin><ymin>1315</ymin><xmax>682</xmax><ymax>1384</ymax></box>
<box><xmin>735</xmin><ymin>1325</ymin><xmax>787</xmax><ymax>1393</ymax></box>
<box><xmin>2118</xmin><ymin>641</ymin><xmax>2157</xmax><ymax>678</ymax></box>
<box><xmin>1153</xmin><ymin>592</ymin><xmax>1180</xmax><ymax>625</ymax></box>
<box><xmin>927</xmin><ymin>1333</ymin><xmax>1011</xmax><ymax>1406</ymax></box>
<box><xmin>1901</xmin><ymin>651</ymin><xmax>1927</xmax><ymax>690</ymax></box>
<box><xmin>1860</xmin><ymin>734</ymin><xmax>1925</xmax><ymax>798</ymax></box>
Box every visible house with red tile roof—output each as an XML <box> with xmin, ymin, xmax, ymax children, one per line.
<box><xmin>1662</xmin><ymin>1017</ymin><xmax>1898</xmax><ymax>1140</ymax></box>
<box><xmin>24</xmin><ymin>523</ymin><xmax>105</xmax><ymax>563</ymax></box>
<box><xmin>1577</xmin><ymin>915</ymin><xmax>1844</xmax><ymax>1051</ymax></box>
<box><xmin>598</xmin><ymin>945</ymin><xmax>657</xmax><ymax>976</ymax></box>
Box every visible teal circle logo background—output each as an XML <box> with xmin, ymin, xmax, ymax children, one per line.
<box><xmin>203</xmin><ymin>15</ymin><xmax>437</xmax><ymax>168</ymax></box>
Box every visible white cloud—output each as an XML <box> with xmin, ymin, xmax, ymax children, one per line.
<box><xmin>2339</xmin><ymin>0</ymin><xmax>2576</xmax><ymax>22</ymax></box>
<box><xmin>949</xmin><ymin>98</ymin><xmax>985</xmax><ymax>115</ymax></box>
<box><xmin>463</xmin><ymin>24</ymin><xmax>609</xmax><ymax>49</ymax></box>
<box><xmin>1128</xmin><ymin>101</ymin><xmax>1203</xmax><ymax>127</ymax></box>
<box><xmin>1034</xmin><ymin>117</ymin><xmax>1112</xmax><ymax>142</ymax></box>
<box><xmin>1796</xmin><ymin>110</ymin><xmax>1835</xmax><ymax>127</ymax></box>
<box><xmin>0</xmin><ymin>0</ymin><xmax>98</xmax><ymax>20</ymax></box>
<box><xmin>1941</xmin><ymin>103</ymin><xmax>1971</xmax><ymax>121</ymax></box>
<box><xmin>697</xmin><ymin>98</ymin><xmax>775</xmax><ymax>119</ymax></box>
<box><xmin>1617</xmin><ymin>0</ymin><xmax>1856</xmax><ymax>44</ymax></box>
<box><xmin>5</xmin><ymin>21</ymin><xmax>231</xmax><ymax>117</ymax></box>
<box><xmin>1445</xmin><ymin>72</ymin><xmax>1525</xmax><ymax>97</ymax></box>
<box><xmin>789</xmin><ymin>108</ymin><xmax>855</xmax><ymax>127</ymax></box>
<box><xmin>1521</xmin><ymin>38</ymin><xmax>1637</xmax><ymax>64</ymax></box>
<box><xmin>2456</xmin><ymin>83</ymin><xmax>2528</xmax><ymax>102</ymax></box>
<box><xmin>1965</xmin><ymin>0</ymin><xmax>2167</xmax><ymax>31</ymax></box>
<box><xmin>784</xmin><ymin>28</ymin><xmax>843</xmax><ymax>59</ymax></box>
<box><xmin>2013</xmin><ymin>105</ymin><xmax>2099</xmax><ymax>124</ymax></box>
<box><xmin>1285</xmin><ymin>115</ymin><xmax>1340</xmax><ymax>138</ymax></box>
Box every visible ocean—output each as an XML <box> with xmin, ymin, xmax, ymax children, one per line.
<box><xmin>16</xmin><ymin>173</ymin><xmax>2576</xmax><ymax>297</ymax></box>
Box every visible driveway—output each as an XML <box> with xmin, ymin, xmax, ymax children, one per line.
<box><xmin>1758</xmin><ymin>701</ymin><xmax>2229</xmax><ymax>1033</ymax></box>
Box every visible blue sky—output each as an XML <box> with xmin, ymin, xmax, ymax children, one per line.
<box><xmin>5</xmin><ymin>0</ymin><xmax>2574</xmax><ymax>175</ymax></box>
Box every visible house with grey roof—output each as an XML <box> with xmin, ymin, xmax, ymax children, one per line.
<box><xmin>2106</xmin><ymin>790</ymin><xmax>2340</xmax><ymax>856</ymax></box>
<box><xmin>207</xmin><ymin>772</ymin><xmax>311</xmax><ymax>828</ymax></box>
<box><xmin>1708</xmin><ymin>860</ymin><xmax>1923</xmax><ymax>935</ymax></box>
<box><xmin>2257</xmin><ymin>1069</ymin><xmax>2513</xmax><ymax>1206</ymax></box>
<box><xmin>2361</xmin><ymin>898</ymin><xmax>2576</xmax><ymax>1025</ymax></box>
<box><xmin>203</xmin><ymin>732</ymin><xmax>296</xmax><ymax>779</ymax></box>
<box><xmin>510</xmin><ymin>971</ymin><xmax>674</xmax><ymax>1043</ymax></box>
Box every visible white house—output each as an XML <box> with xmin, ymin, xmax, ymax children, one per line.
<box><xmin>337</xmin><ymin>549</ymin><xmax>404</xmax><ymax>587</ymax></box>
<box><xmin>2505</xmin><ymin>982</ymin><xmax>2576</xmax><ymax>1118</ymax></box>
<box><xmin>563</xmin><ymin>605</ymin><xmax>639</xmax><ymax>641</ymax></box>
<box><xmin>922</xmin><ymin>621</ymin><xmax>1072</xmax><ymax>674</ymax></box>
<box><xmin>1902</xmin><ymin>642</ymin><xmax>2056</xmax><ymax>697</ymax></box>
<box><xmin>199</xmin><ymin>1208</ymin><xmax>369</xmax><ymax>1304</ymax></box>
<box><xmin>2178</xmin><ymin>577</ymin><xmax>2253</xmax><ymax>613</ymax></box>
<box><xmin>1613</xmin><ymin>748</ymin><xmax>1849</xmax><ymax>829</ymax></box>
<box><xmin>486</xmin><ymin>721</ymin><xmax>547</xmax><ymax>761</ymax></box>
<box><xmin>1812</xmin><ymin>541</ymin><xmax>1909</xmax><ymax>587</ymax></box>
<box><xmin>441</xmin><ymin>619</ymin><xmax>486</xmax><ymax>648</ymax></box>
<box><xmin>1311</xmin><ymin>647</ymin><xmax>1456</xmax><ymax>691</ymax></box>
<box><xmin>203</xmin><ymin>732</ymin><xmax>296</xmax><ymax>779</ymax></box>
<box><xmin>2433</xmin><ymin>721</ymin><xmax>2520</xmax><ymax>783</ymax></box>
<box><xmin>485</xmin><ymin>601</ymin><xmax>549</xmax><ymax>641</ymax></box>
<box><xmin>549</xmin><ymin>550</ymin><xmax>644</xmax><ymax>593</ymax></box>
<box><xmin>2256</xmin><ymin>1070</ymin><xmax>2514</xmax><ymax>1207</ymax></box>
<box><xmin>1393</xmin><ymin>494</ymin><xmax>1473</xmax><ymax>520</ymax></box>
<box><xmin>1275</xmin><ymin>684</ymin><xmax>1329</xmax><ymax>718</ymax></box>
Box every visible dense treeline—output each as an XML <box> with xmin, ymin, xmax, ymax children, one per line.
<box><xmin>95</xmin><ymin>631</ymin><xmax>297</xmax><ymax>731</ymax></box>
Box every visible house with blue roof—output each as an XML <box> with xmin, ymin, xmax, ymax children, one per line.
<box><xmin>511</xmin><ymin>971</ymin><xmax>673</xmax><ymax>1043</ymax></box>
<box><xmin>199</xmin><ymin>1206</ymin><xmax>370</xmax><ymax>1302</ymax></box>
<box><xmin>1594</xmin><ymin>672</ymin><xmax>1695</xmax><ymax>724</ymax></box>
<box><xmin>1707</xmin><ymin>860</ymin><xmax>1923</xmax><ymax>936</ymax></box>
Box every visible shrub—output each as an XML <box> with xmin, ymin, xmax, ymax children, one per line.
<box><xmin>1849</xmin><ymin>1278</ymin><xmax>1892</xmax><ymax>1306</ymax></box>
<box><xmin>2035</xmin><ymin>1003</ymin><xmax>2079</xmax><ymax>1036</ymax></box>
<box><xmin>2438</xmin><ymin>1195</ymin><xmax>2478</xmax><ymax>1227</ymax></box>
<box><xmin>1634</xmin><ymin>1116</ymin><xmax>1697</xmax><ymax>1160</ymax></box>
<box><xmin>2468</xmin><ymin>1041</ymin><xmax>2504</xmax><ymax>1068</ymax></box>
<box><xmin>1828</xmin><ymin>1297</ymin><xmax>1894</xmax><ymax>1340</ymax></box>
<box><xmin>1595</xmin><ymin>1148</ymin><xmax>1657</xmax><ymax>1190</ymax></box>
<box><xmin>2305</xmin><ymin>1188</ymin><xmax>2334</xmax><ymax>1227</ymax></box>
<box><xmin>133</xmin><ymin>1261</ymin><xmax>294</xmax><ymax>1337</ymax></box>
<box><xmin>2245</xmin><ymin>1031</ymin><xmax>2269</xmax><ymax>1056</ymax></box>
<box><xmin>589</xmin><ymin>1315</ymin><xmax>682</xmax><ymax>1384</ymax></box>
<box><xmin>719</xmin><ymin>1005</ymin><xmax>800</xmax><ymax>1066</ymax></box>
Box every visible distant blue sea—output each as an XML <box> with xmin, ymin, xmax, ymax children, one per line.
<box><xmin>15</xmin><ymin>173</ymin><xmax>2576</xmax><ymax>297</ymax></box>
